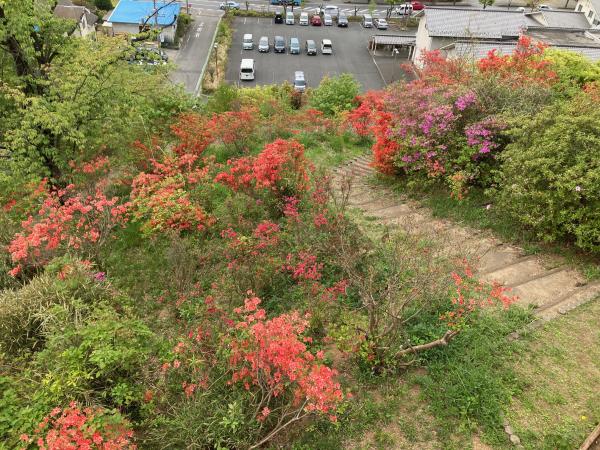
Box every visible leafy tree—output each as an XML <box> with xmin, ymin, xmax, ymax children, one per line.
<box><xmin>495</xmin><ymin>86</ymin><xmax>600</xmax><ymax>252</ymax></box>
<box><xmin>308</xmin><ymin>74</ymin><xmax>360</xmax><ymax>116</ymax></box>
<box><xmin>479</xmin><ymin>0</ymin><xmax>494</xmax><ymax>8</ymax></box>
<box><xmin>94</xmin><ymin>0</ymin><xmax>113</xmax><ymax>10</ymax></box>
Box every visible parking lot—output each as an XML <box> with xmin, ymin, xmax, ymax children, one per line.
<box><xmin>225</xmin><ymin>16</ymin><xmax>410</xmax><ymax>91</ymax></box>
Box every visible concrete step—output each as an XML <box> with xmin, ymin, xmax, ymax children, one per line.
<box><xmin>369</xmin><ymin>203</ymin><xmax>413</xmax><ymax>219</ymax></box>
<box><xmin>476</xmin><ymin>245</ymin><xmax>523</xmax><ymax>274</ymax></box>
<box><xmin>536</xmin><ymin>281</ymin><xmax>600</xmax><ymax>321</ymax></box>
<box><xmin>359</xmin><ymin>198</ymin><xmax>401</xmax><ymax>213</ymax></box>
<box><xmin>511</xmin><ymin>268</ymin><xmax>583</xmax><ymax>308</ymax></box>
<box><xmin>480</xmin><ymin>256</ymin><xmax>548</xmax><ymax>286</ymax></box>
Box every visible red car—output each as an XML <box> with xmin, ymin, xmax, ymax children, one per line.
<box><xmin>310</xmin><ymin>15</ymin><xmax>322</xmax><ymax>26</ymax></box>
<box><xmin>411</xmin><ymin>1</ymin><xmax>424</xmax><ymax>10</ymax></box>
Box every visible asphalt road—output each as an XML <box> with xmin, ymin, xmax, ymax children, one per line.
<box><xmin>169</xmin><ymin>9</ymin><xmax>222</xmax><ymax>94</ymax></box>
<box><xmin>225</xmin><ymin>17</ymin><xmax>409</xmax><ymax>91</ymax></box>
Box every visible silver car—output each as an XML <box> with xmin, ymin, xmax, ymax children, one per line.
<box><xmin>323</xmin><ymin>14</ymin><xmax>333</xmax><ymax>26</ymax></box>
<box><xmin>258</xmin><ymin>36</ymin><xmax>269</xmax><ymax>52</ymax></box>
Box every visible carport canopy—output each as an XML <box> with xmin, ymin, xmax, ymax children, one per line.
<box><xmin>369</xmin><ymin>35</ymin><xmax>416</xmax><ymax>58</ymax></box>
<box><xmin>370</xmin><ymin>35</ymin><xmax>416</xmax><ymax>46</ymax></box>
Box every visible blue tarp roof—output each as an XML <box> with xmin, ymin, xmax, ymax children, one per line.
<box><xmin>108</xmin><ymin>0</ymin><xmax>180</xmax><ymax>26</ymax></box>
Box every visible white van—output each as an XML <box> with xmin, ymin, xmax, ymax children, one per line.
<box><xmin>286</xmin><ymin>11</ymin><xmax>295</xmax><ymax>24</ymax></box>
<box><xmin>362</xmin><ymin>14</ymin><xmax>373</xmax><ymax>27</ymax></box>
<box><xmin>239</xmin><ymin>58</ymin><xmax>255</xmax><ymax>81</ymax></box>
<box><xmin>299</xmin><ymin>12</ymin><xmax>309</xmax><ymax>25</ymax></box>
<box><xmin>242</xmin><ymin>33</ymin><xmax>253</xmax><ymax>50</ymax></box>
<box><xmin>321</xmin><ymin>39</ymin><xmax>332</xmax><ymax>55</ymax></box>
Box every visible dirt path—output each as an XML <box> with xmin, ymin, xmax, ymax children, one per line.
<box><xmin>332</xmin><ymin>155</ymin><xmax>600</xmax><ymax>322</ymax></box>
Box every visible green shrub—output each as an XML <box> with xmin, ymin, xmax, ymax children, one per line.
<box><xmin>94</xmin><ymin>0</ymin><xmax>113</xmax><ymax>11</ymax></box>
<box><xmin>33</xmin><ymin>305</ymin><xmax>160</xmax><ymax>410</ymax></box>
<box><xmin>0</xmin><ymin>258</ymin><xmax>116</xmax><ymax>354</ymax></box>
<box><xmin>309</xmin><ymin>74</ymin><xmax>360</xmax><ymax>116</ymax></box>
<box><xmin>494</xmin><ymin>88</ymin><xmax>600</xmax><ymax>253</ymax></box>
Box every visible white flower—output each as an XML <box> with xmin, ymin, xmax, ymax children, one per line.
<box><xmin>575</xmin><ymin>186</ymin><xmax>582</xmax><ymax>192</ymax></box>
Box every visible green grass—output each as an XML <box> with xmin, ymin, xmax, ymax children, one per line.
<box><xmin>372</xmin><ymin>176</ymin><xmax>600</xmax><ymax>281</ymax></box>
<box><xmin>506</xmin><ymin>297</ymin><xmax>600</xmax><ymax>450</ymax></box>
<box><xmin>303</xmin><ymin>132</ymin><xmax>369</xmax><ymax>170</ymax></box>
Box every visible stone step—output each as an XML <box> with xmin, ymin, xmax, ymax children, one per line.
<box><xmin>348</xmin><ymin>193</ymin><xmax>382</xmax><ymax>207</ymax></box>
<box><xmin>511</xmin><ymin>268</ymin><xmax>583</xmax><ymax>308</ymax></box>
<box><xmin>480</xmin><ymin>256</ymin><xmax>548</xmax><ymax>287</ymax></box>
<box><xmin>335</xmin><ymin>166</ymin><xmax>373</xmax><ymax>177</ymax></box>
<box><xmin>352</xmin><ymin>160</ymin><xmax>374</xmax><ymax>171</ymax></box>
<box><xmin>359</xmin><ymin>198</ymin><xmax>401</xmax><ymax>213</ymax></box>
<box><xmin>369</xmin><ymin>203</ymin><xmax>413</xmax><ymax>219</ymax></box>
<box><xmin>476</xmin><ymin>245</ymin><xmax>523</xmax><ymax>274</ymax></box>
<box><xmin>535</xmin><ymin>281</ymin><xmax>600</xmax><ymax>321</ymax></box>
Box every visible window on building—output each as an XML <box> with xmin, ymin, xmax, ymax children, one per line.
<box><xmin>594</xmin><ymin>18</ymin><xmax>600</xmax><ymax>24</ymax></box>
<box><xmin>577</xmin><ymin>4</ymin><xmax>583</xmax><ymax>10</ymax></box>
<box><xmin>588</xmin><ymin>10</ymin><xmax>594</xmax><ymax>17</ymax></box>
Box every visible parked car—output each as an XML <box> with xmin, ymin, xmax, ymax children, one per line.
<box><xmin>321</xmin><ymin>38</ymin><xmax>332</xmax><ymax>54</ymax></box>
<box><xmin>337</xmin><ymin>13</ymin><xmax>348</xmax><ymax>27</ymax></box>
<box><xmin>289</xmin><ymin>37</ymin><xmax>300</xmax><ymax>54</ymax></box>
<box><xmin>219</xmin><ymin>0</ymin><xmax>240</xmax><ymax>9</ymax></box>
<box><xmin>311</xmin><ymin>15</ymin><xmax>322</xmax><ymax>25</ymax></box>
<box><xmin>374</xmin><ymin>18</ymin><xmax>388</xmax><ymax>29</ymax></box>
<box><xmin>258</xmin><ymin>36</ymin><xmax>269</xmax><ymax>52</ymax></box>
<box><xmin>411</xmin><ymin>1</ymin><xmax>424</xmax><ymax>10</ymax></box>
<box><xmin>323</xmin><ymin>13</ymin><xmax>333</xmax><ymax>25</ymax></box>
<box><xmin>239</xmin><ymin>58</ymin><xmax>255</xmax><ymax>81</ymax></box>
<box><xmin>395</xmin><ymin>3</ymin><xmax>413</xmax><ymax>15</ymax></box>
<box><xmin>319</xmin><ymin>5</ymin><xmax>339</xmax><ymax>17</ymax></box>
<box><xmin>242</xmin><ymin>33</ymin><xmax>253</xmax><ymax>50</ymax></box>
<box><xmin>294</xmin><ymin>71</ymin><xmax>306</xmax><ymax>92</ymax></box>
<box><xmin>537</xmin><ymin>3</ymin><xmax>552</xmax><ymax>9</ymax></box>
<box><xmin>274</xmin><ymin>12</ymin><xmax>284</xmax><ymax>23</ymax></box>
<box><xmin>305</xmin><ymin>39</ymin><xmax>317</xmax><ymax>55</ymax></box>
<box><xmin>516</xmin><ymin>6</ymin><xmax>525</xmax><ymax>11</ymax></box>
<box><xmin>286</xmin><ymin>11</ymin><xmax>295</xmax><ymax>24</ymax></box>
<box><xmin>362</xmin><ymin>14</ymin><xmax>373</xmax><ymax>27</ymax></box>
<box><xmin>299</xmin><ymin>12</ymin><xmax>309</xmax><ymax>25</ymax></box>
<box><xmin>274</xmin><ymin>35</ymin><xmax>286</xmax><ymax>52</ymax></box>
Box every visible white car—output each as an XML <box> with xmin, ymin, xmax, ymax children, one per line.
<box><xmin>219</xmin><ymin>0</ymin><xmax>240</xmax><ymax>9</ymax></box>
<box><xmin>299</xmin><ymin>12</ymin><xmax>309</xmax><ymax>25</ymax></box>
<box><xmin>323</xmin><ymin>13</ymin><xmax>333</xmax><ymax>25</ymax></box>
<box><xmin>395</xmin><ymin>4</ymin><xmax>413</xmax><ymax>15</ymax></box>
<box><xmin>321</xmin><ymin>38</ymin><xmax>332</xmax><ymax>54</ymax></box>
<box><xmin>320</xmin><ymin>5</ymin><xmax>339</xmax><ymax>17</ymax></box>
<box><xmin>242</xmin><ymin>33</ymin><xmax>253</xmax><ymax>50</ymax></box>
<box><xmin>374</xmin><ymin>18</ymin><xmax>388</xmax><ymax>30</ymax></box>
<box><xmin>258</xmin><ymin>36</ymin><xmax>269</xmax><ymax>52</ymax></box>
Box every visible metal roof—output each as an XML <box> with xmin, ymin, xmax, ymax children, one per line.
<box><xmin>371</xmin><ymin>35</ymin><xmax>416</xmax><ymax>45</ymax></box>
<box><xmin>526</xmin><ymin>10</ymin><xmax>590</xmax><ymax>29</ymax></box>
<box><xmin>107</xmin><ymin>0</ymin><xmax>180</xmax><ymax>26</ymax></box>
<box><xmin>424</xmin><ymin>7</ymin><xmax>535</xmax><ymax>39</ymax></box>
<box><xmin>448</xmin><ymin>39</ymin><xmax>600</xmax><ymax>61</ymax></box>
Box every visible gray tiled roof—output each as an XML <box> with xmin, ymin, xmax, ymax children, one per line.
<box><xmin>449</xmin><ymin>39</ymin><xmax>600</xmax><ymax>61</ymax></box>
<box><xmin>526</xmin><ymin>10</ymin><xmax>590</xmax><ymax>28</ymax></box>
<box><xmin>54</xmin><ymin>5</ymin><xmax>98</xmax><ymax>25</ymax></box>
<box><xmin>424</xmin><ymin>7</ymin><xmax>535</xmax><ymax>38</ymax></box>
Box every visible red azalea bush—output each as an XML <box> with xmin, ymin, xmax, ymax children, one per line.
<box><xmin>215</xmin><ymin>138</ymin><xmax>311</xmax><ymax>198</ymax></box>
<box><xmin>8</xmin><ymin>183</ymin><xmax>129</xmax><ymax>276</ymax></box>
<box><xmin>20</xmin><ymin>402</ymin><xmax>135</xmax><ymax>450</ymax></box>
<box><xmin>156</xmin><ymin>293</ymin><xmax>345</xmax><ymax>449</ymax></box>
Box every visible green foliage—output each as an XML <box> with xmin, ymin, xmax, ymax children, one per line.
<box><xmin>309</xmin><ymin>74</ymin><xmax>360</xmax><ymax>116</ymax></box>
<box><xmin>34</xmin><ymin>305</ymin><xmax>159</xmax><ymax>409</ymax></box>
<box><xmin>94</xmin><ymin>0</ymin><xmax>113</xmax><ymax>10</ymax></box>
<box><xmin>545</xmin><ymin>49</ymin><xmax>600</xmax><ymax>95</ymax></box>
<box><xmin>495</xmin><ymin>89</ymin><xmax>600</xmax><ymax>253</ymax></box>
<box><xmin>416</xmin><ymin>307</ymin><xmax>531</xmax><ymax>440</ymax></box>
<box><xmin>0</xmin><ymin>257</ymin><xmax>116</xmax><ymax>354</ymax></box>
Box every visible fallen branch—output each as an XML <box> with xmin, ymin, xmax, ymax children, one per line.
<box><xmin>395</xmin><ymin>330</ymin><xmax>459</xmax><ymax>358</ymax></box>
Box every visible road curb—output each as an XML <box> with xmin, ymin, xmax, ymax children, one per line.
<box><xmin>197</xmin><ymin>14</ymin><xmax>223</xmax><ymax>96</ymax></box>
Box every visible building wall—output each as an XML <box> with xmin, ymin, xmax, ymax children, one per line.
<box><xmin>110</xmin><ymin>22</ymin><xmax>176</xmax><ymax>42</ymax></box>
<box><xmin>413</xmin><ymin>16</ymin><xmax>432</xmax><ymax>65</ymax></box>
<box><xmin>575</xmin><ymin>0</ymin><xmax>600</xmax><ymax>26</ymax></box>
